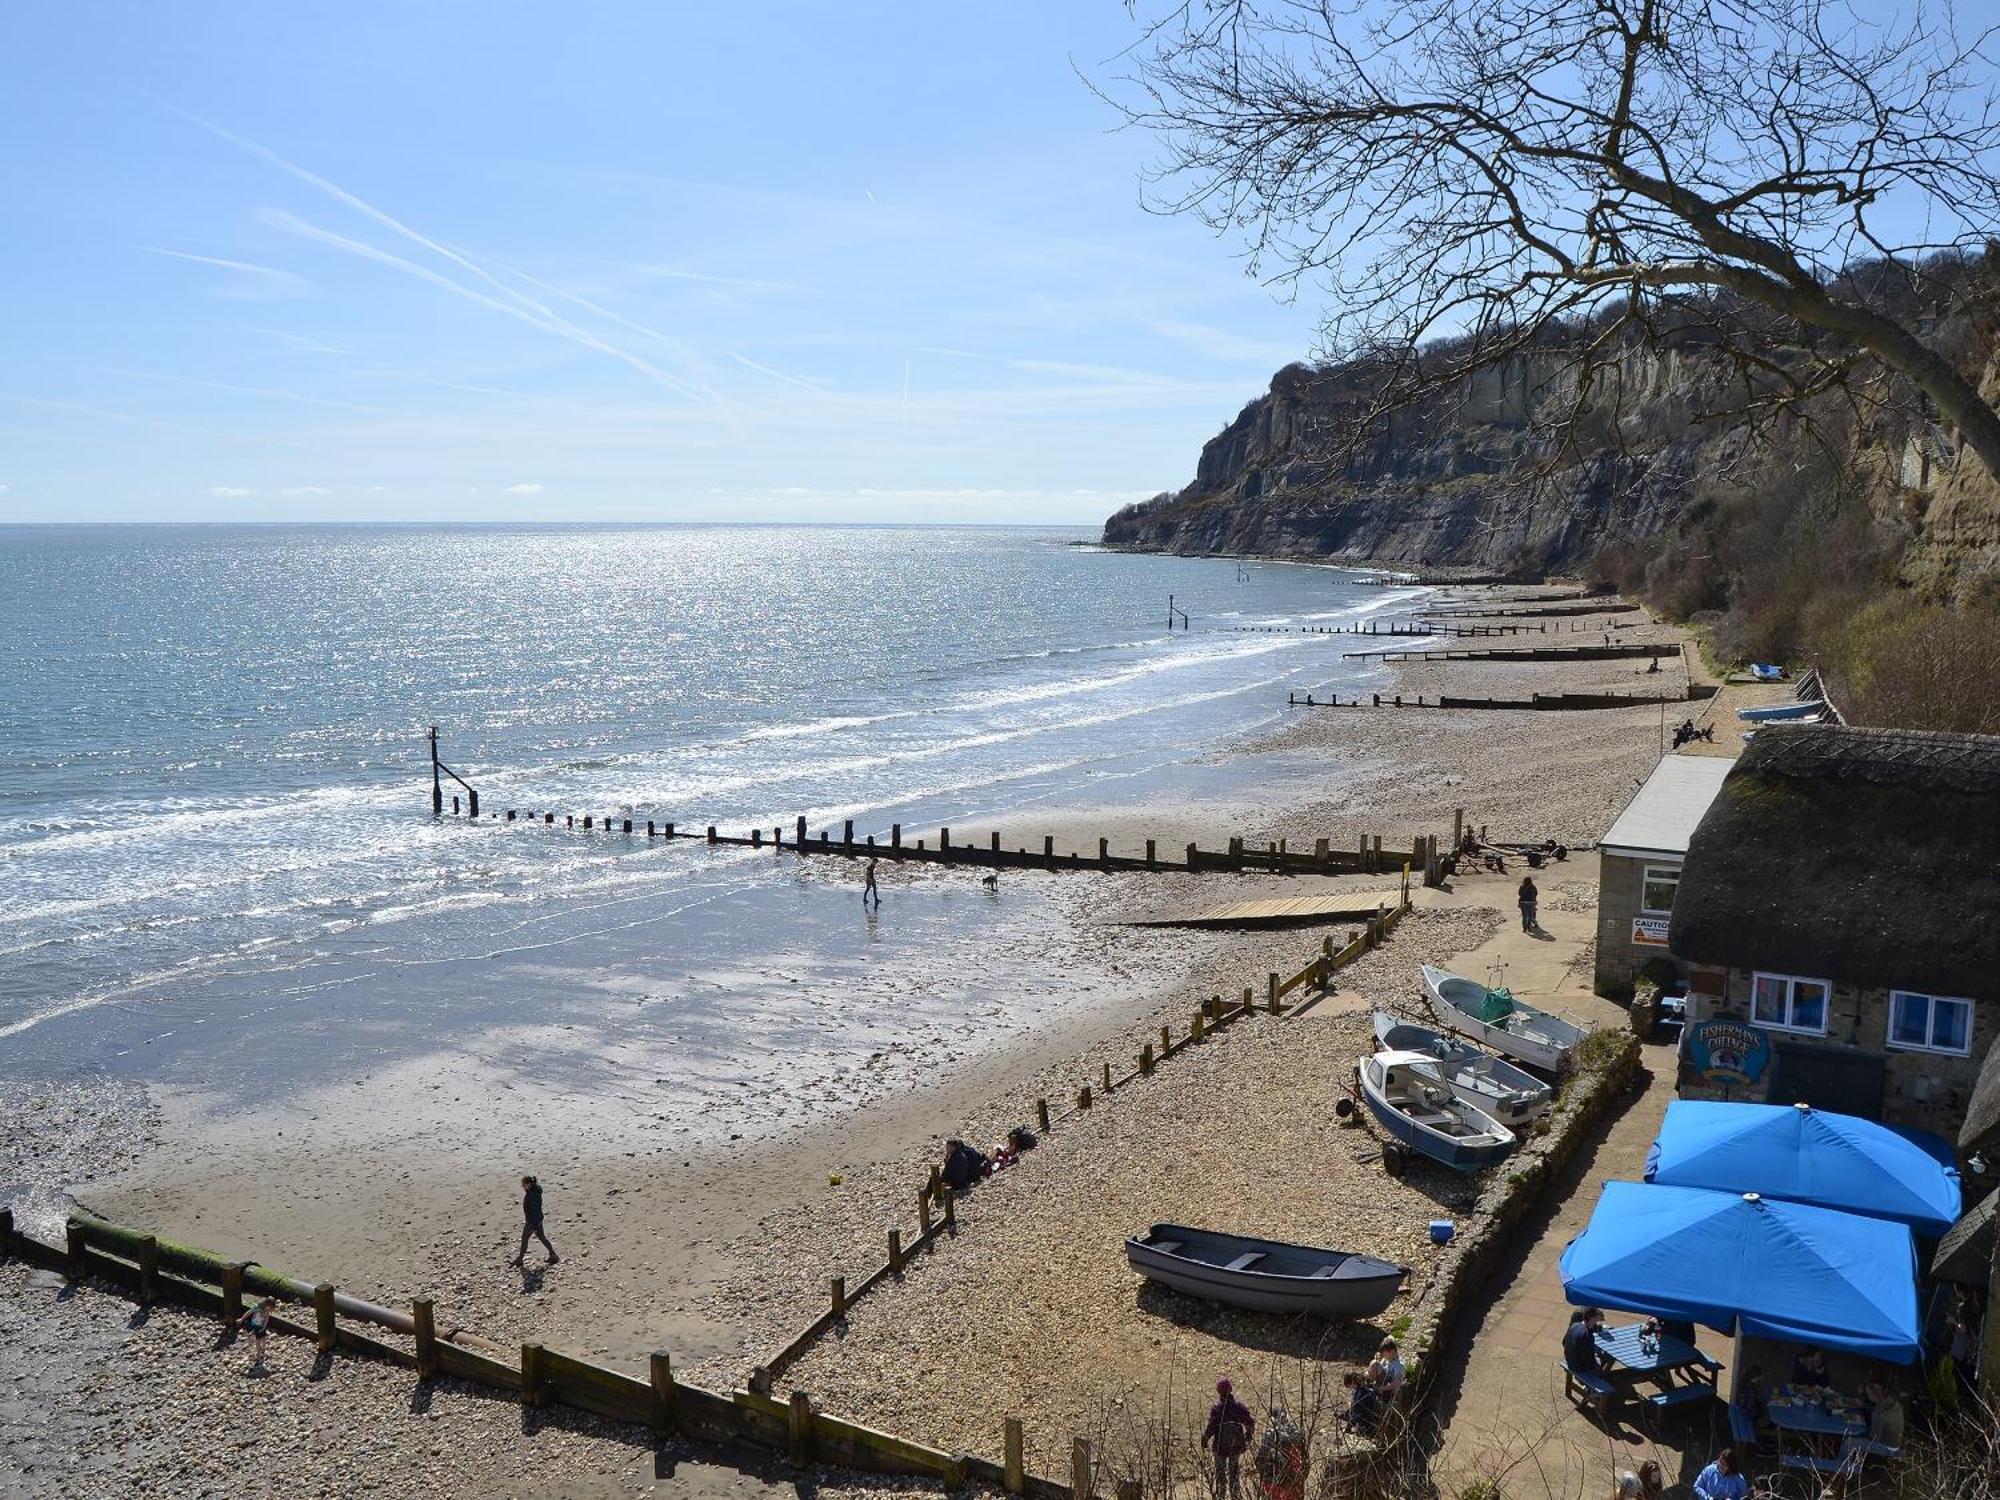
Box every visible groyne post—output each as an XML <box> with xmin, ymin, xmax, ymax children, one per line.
<box><xmin>313</xmin><ymin>1284</ymin><xmax>336</xmax><ymax>1352</ymax></box>
<box><xmin>790</xmin><ymin>1391</ymin><xmax>816</xmax><ymax>1467</ymax></box>
<box><xmin>222</xmin><ymin>1262</ymin><xmax>245</xmax><ymax>1323</ymax></box>
<box><xmin>1004</xmin><ymin>1418</ymin><xmax>1026</xmax><ymax>1494</ymax></box>
<box><xmin>136</xmin><ymin>1234</ymin><xmax>159</xmax><ymax>1304</ymax></box>
<box><xmin>1035</xmin><ymin>1098</ymin><xmax>1050</xmax><ymax>1133</ymax></box>
<box><xmin>1144</xmin><ymin>839</ymin><xmax>1156</xmax><ymax>868</ymax></box>
<box><xmin>413</xmin><ymin>1297</ymin><xmax>438</xmax><ymax>1379</ymax></box>
<box><xmin>829</xmin><ymin>1276</ymin><xmax>847</xmax><ymax>1319</ymax></box>
<box><xmin>887</xmin><ymin>1229</ymin><xmax>904</xmax><ymax>1273</ymax></box>
<box><xmin>1072</xmin><ymin>1437</ymin><xmax>1093</xmax><ymax>1500</ymax></box>
<box><xmin>521</xmin><ymin>1343</ymin><xmax>547</xmax><ymax>1408</ymax></box>
<box><xmin>797</xmin><ymin>816</ymin><xmax>808</xmax><ymax>847</ymax></box>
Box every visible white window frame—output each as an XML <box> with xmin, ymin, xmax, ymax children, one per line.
<box><xmin>1749</xmin><ymin>971</ymin><xmax>1831</xmax><ymax>1035</ymax></box>
<box><xmin>1885</xmin><ymin>990</ymin><xmax>1975</xmax><ymax>1056</ymax></box>
<box><xmin>1639</xmin><ymin>863</ymin><xmax>1681</xmax><ymax>916</ymax></box>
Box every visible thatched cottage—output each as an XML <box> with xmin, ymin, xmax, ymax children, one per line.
<box><xmin>1668</xmin><ymin>725</ymin><xmax>2000</xmax><ymax>1139</ymax></box>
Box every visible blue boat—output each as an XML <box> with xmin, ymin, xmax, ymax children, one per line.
<box><xmin>1358</xmin><ymin>1050</ymin><xmax>1517</xmax><ymax>1171</ymax></box>
<box><xmin>1736</xmin><ymin>701</ymin><xmax>1825</xmax><ymax>722</ymax></box>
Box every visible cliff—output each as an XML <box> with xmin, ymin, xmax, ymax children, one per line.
<box><xmin>1104</xmin><ymin>339</ymin><xmax>2000</xmax><ymax>602</ymax></box>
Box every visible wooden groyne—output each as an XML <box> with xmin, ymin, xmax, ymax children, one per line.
<box><xmin>0</xmin><ymin>1210</ymin><xmax>1073</xmax><ymax>1500</ymax></box>
<box><xmin>1415</xmin><ymin>598</ymin><xmax>1636</xmax><ymax>619</ymax></box>
<box><xmin>756</xmin><ymin>887</ymin><xmax>1415</xmax><ymax>1386</ymax></box>
<box><xmin>1289</xmin><ymin>685</ymin><xmax>1715</xmax><ymax>711</ymax></box>
<box><xmin>442</xmin><ymin>801</ymin><xmax>1442</xmax><ymax>883</ymax></box>
<box><xmin>1345</xmin><ymin>641</ymin><xmax>1681</xmax><ymax>663</ymax></box>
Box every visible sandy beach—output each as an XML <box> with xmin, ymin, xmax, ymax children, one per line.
<box><xmin>4</xmin><ymin>592</ymin><xmax>1674</xmax><ymax>1496</ymax></box>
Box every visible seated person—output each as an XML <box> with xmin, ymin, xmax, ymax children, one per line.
<box><xmin>1862</xmin><ymin>1376</ymin><xmax>1904</xmax><ymax>1448</ymax></box>
<box><xmin>1564</xmin><ymin>1308</ymin><xmax>1607</xmax><ymax>1373</ymax></box>
<box><xmin>939</xmin><ymin>1137</ymin><xmax>989</xmax><ymax>1191</ymax></box>
<box><xmin>1368</xmin><ymin>1337</ymin><xmax>1405</xmax><ymax>1400</ymax></box>
<box><xmin>1340</xmin><ymin>1370</ymin><xmax>1381</xmax><ymax>1434</ymax></box>
<box><xmin>1731</xmin><ymin>1363</ymin><xmax>1767</xmax><ymax>1426</ymax></box>
<box><xmin>1791</xmin><ymin>1347</ymin><xmax>1831</xmax><ymax>1389</ymax></box>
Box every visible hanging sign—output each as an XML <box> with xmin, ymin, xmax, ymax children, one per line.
<box><xmin>1687</xmin><ymin>1020</ymin><xmax>1772</xmax><ymax>1085</ymax></box>
<box><xmin>1631</xmin><ymin>916</ymin><xmax>1670</xmax><ymax>947</ymax></box>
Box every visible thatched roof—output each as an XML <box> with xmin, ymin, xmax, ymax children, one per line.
<box><xmin>1931</xmin><ymin>1190</ymin><xmax>1996</xmax><ymax>1286</ymax></box>
<box><xmin>1966</xmin><ymin>1038</ymin><xmax>2000</xmax><ymax>1152</ymax></box>
<box><xmin>1670</xmin><ymin>726</ymin><xmax>2000</xmax><ymax>999</ymax></box>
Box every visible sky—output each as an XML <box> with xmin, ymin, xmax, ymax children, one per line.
<box><xmin>0</xmin><ymin>3</ymin><xmax>1324</xmax><ymax>525</ymax></box>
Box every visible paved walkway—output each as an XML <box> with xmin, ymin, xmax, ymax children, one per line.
<box><xmin>1410</xmin><ymin>854</ymin><xmax>1733</xmax><ymax>1498</ymax></box>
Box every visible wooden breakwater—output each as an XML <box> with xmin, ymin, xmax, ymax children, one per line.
<box><xmin>1289</xmin><ymin>685</ymin><xmax>1714</xmax><ymax>712</ymax></box>
<box><xmin>0</xmin><ymin>1210</ymin><xmax>1076</xmax><ymax>1500</ymax></box>
<box><xmin>1345</xmin><ymin>641</ymin><xmax>1681</xmax><ymax>663</ymax></box>
<box><xmin>443</xmin><ymin>803</ymin><xmax>1444</xmax><ymax>883</ymax></box>
<box><xmin>1415</xmin><ymin>598</ymin><xmax>1636</xmax><ymax>619</ymax></box>
<box><xmin>756</xmin><ymin>891</ymin><xmax>1416</xmax><ymax>1386</ymax></box>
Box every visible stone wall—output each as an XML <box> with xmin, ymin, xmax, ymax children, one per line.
<box><xmin>1679</xmin><ymin>968</ymin><xmax>1994</xmax><ymax>1140</ymax></box>
<box><xmin>1592</xmin><ymin>853</ymin><xmax>1679</xmax><ymax>999</ymax></box>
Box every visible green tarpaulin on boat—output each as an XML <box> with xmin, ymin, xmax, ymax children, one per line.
<box><xmin>1478</xmin><ymin>987</ymin><xmax>1516</xmax><ymax>1022</ymax></box>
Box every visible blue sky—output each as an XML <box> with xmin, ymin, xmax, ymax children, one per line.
<box><xmin>0</xmin><ymin>3</ymin><xmax>1322</xmax><ymax>524</ymax></box>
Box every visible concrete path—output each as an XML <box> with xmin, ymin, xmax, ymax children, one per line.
<box><xmin>1407</xmin><ymin>853</ymin><xmax>1733</xmax><ymax>1498</ymax></box>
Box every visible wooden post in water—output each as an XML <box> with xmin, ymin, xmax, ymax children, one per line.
<box><xmin>1004</xmin><ymin>1418</ymin><xmax>1026</xmax><ymax>1495</ymax></box>
<box><xmin>707</xmin><ymin>825</ymin><xmax>717</xmax><ymax>843</ymax></box>
<box><xmin>940</xmin><ymin>826</ymin><xmax>950</xmax><ymax>851</ymax></box>
<box><xmin>412</xmin><ymin>1298</ymin><xmax>438</xmax><ymax>1379</ymax></box>
<box><xmin>622</xmin><ymin>818</ymin><xmax>632</xmax><ymax>833</ymax></box>
<box><xmin>991</xmin><ymin>831</ymin><xmax>1001</xmax><ymax>860</ymax></box>
<box><xmin>843</xmin><ymin>819</ymin><xmax>854</xmax><ymax>848</ymax></box>
<box><xmin>650</xmin><ymin>1352</ymin><xmax>678</xmax><ymax>1434</ymax></box>
<box><xmin>797</xmin><ymin>815</ymin><xmax>808</xmax><ymax>847</ymax></box>
<box><xmin>1044</xmin><ymin>835</ymin><xmax>1056</xmax><ymax>868</ymax></box>
<box><xmin>752</xmin><ymin>828</ymin><xmax>762</xmax><ymax>847</ymax></box>
<box><xmin>583</xmin><ymin>815</ymin><xmax>593</xmax><ymax>830</ymax></box>
<box><xmin>891</xmin><ymin>823</ymin><xmax>901</xmax><ymax>850</ymax></box>
<box><xmin>313</xmin><ymin>1284</ymin><xmax>336</xmax><ymax>1353</ymax></box>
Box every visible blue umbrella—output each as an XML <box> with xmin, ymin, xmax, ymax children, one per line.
<box><xmin>1559</xmin><ymin>1181</ymin><xmax>1922</xmax><ymax>1361</ymax></box>
<box><xmin>1643</xmin><ymin>1100</ymin><xmax>1960</xmax><ymax>1236</ymax></box>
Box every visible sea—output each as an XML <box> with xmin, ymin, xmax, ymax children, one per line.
<box><xmin>0</xmin><ymin>524</ymin><xmax>1422</xmax><ymax>1143</ymax></box>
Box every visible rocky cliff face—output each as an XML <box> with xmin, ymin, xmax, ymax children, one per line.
<box><xmin>1105</xmin><ymin>342</ymin><xmax>2000</xmax><ymax>599</ymax></box>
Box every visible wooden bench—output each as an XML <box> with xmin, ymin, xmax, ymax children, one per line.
<box><xmin>1644</xmin><ymin>1384</ymin><xmax>1715</xmax><ymax>1411</ymax></box>
<box><xmin>1222</xmin><ymin>1252</ymin><xmax>1266</xmax><ymax>1272</ymax></box>
<box><xmin>1559</xmin><ymin>1363</ymin><xmax>1620</xmax><ymax>1419</ymax></box>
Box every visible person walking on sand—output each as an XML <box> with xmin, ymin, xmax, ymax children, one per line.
<box><xmin>1203</xmin><ymin>1378</ymin><xmax>1255</xmax><ymax>1500</ymax></box>
<box><xmin>238</xmin><ymin>1295</ymin><xmax>276</xmax><ymax>1370</ymax></box>
<box><xmin>1518</xmin><ymin>874</ymin><xmax>1539</xmax><ymax>932</ymax></box>
<box><xmin>862</xmin><ymin>859</ymin><xmax>881</xmax><ymax>907</ymax></box>
<box><xmin>510</xmin><ymin>1175</ymin><xmax>559</xmax><ymax>1267</ymax></box>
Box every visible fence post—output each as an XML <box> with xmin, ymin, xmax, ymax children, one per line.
<box><xmin>888</xmin><ymin>1229</ymin><xmax>904</xmax><ymax>1274</ymax></box>
<box><xmin>313</xmin><ymin>1284</ymin><xmax>336</xmax><ymax>1352</ymax></box>
<box><xmin>1140</xmin><ymin>1043</ymin><xmax>1154</xmax><ymax>1074</ymax></box>
<box><xmin>919</xmin><ymin>1190</ymin><xmax>933</xmax><ymax>1233</ymax></box>
<box><xmin>1005</xmin><ymin>1417</ymin><xmax>1026</xmax><ymax>1494</ymax></box>
<box><xmin>1072</xmin><ymin>1437</ymin><xmax>1093</xmax><ymax>1500</ymax></box>
<box><xmin>790</xmin><ymin>1390</ymin><xmax>816</xmax><ymax>1466</ymax></box>
<box><xmin>521</xmin><ymin>1343</ymin><xmax>547</xmax><ymax>1408</ymax></box>
<box><xmin>651</xmin><ymin>1351</ymin><xmax>678</xmax><ymax>1434</ymax></box>
<box><xmin>1101</xmin><ymin>1061</ymin><xmax>1112</xmax><ymax>1094</ymax></box>
<box><xmin>830</xmin><ymin>1276</ymin><xmax>847</xmax><ymax>1318</ymax></box>
<box><xmin>1268</xmin><ymin>974</ymin><xmax>1281</xmax><ymax>1013</ymax></box>
<box><xmin>1077</xmin><ymin>1084</ymin><xmax>1092</xmax><ymax>1110</ymax></box>
<box><xmin>943</xmin><ymin>1190</ymin><xmax>956</xmax><ymax>1229</ymax></box>
<box><xmin>1191</xmin><ymin>1010</ymin><xmax>1205</xmax><ymax>1041</ymax></box>
<box><xmin>413</xmin><ymin>1297</ymin><xmax>437</xmax><ymax>1379</ymax></box>
<box><xmin>1035</xmin><ymin>1097</ymin><xmax>1051</xmax><ymax>1133</ymax></box>
<box><xmin>135</xmin><ymin>1234</ymin><xmax>159</xmax><ymax>1304</ymax></box>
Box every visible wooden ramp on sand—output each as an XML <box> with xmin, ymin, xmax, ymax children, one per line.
<box><xmin>1119</xmin><ymin>893</ymin><xmax>1400</xmax><ymax>929</ymax></box>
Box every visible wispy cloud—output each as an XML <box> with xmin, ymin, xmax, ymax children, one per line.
<box><xmin>174</xmin><ymin>111</ymin><xmax>712</xmax><ymax>405</ymax></box>
<box><xmin>111</xmin><ymin>367</ymin><xmax>402</xmax><ymax>416</ymax></box>
<box><xmin>0</xmin><ymin>392</ymin><xmax>244</xmax><ymax>441</ymax></box>
<box><xmin>279</xmin><ymin>484</ymin><xmax>331</xmax><ymax>496</ymax></box>
<box><xmin>504</xmin><ymin>482</ymin><xmax>544</xmax><ymax>495</ymax></box>
<box><xmin>150</xmin><ymin>248</ymin><xmax>313</xmax><ymax>301</ymax></box>
<box><xmin>629</xmin><ymin>264</ymin><xmax>821</xmax><ymax>297</ymax></box>
<box><xmin>251</xmin><ymin>327</ymin><xmax>350</xmax><ymax>356</ymax></box>
<box><xmin>208</xmin><ymin>485</ymin><xmax>256</xmax><ymax>497</ymax></box>
<box><xmin>728</xmin><ymin>352</ymin><xmax>829</xmax><ymax>392</ymax></box>
<box><xmin>1146</xmin><ymin>318</ymin><xmax>1303</xmax><ymax>366</ymax></box>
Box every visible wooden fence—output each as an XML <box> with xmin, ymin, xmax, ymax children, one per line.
<box><xmin>1289</xmin><ymin>684</ymin><xmax>1716</xmax><ymax>712</ymax></box>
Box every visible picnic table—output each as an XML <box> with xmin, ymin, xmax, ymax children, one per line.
<box><xmin>1767</xmin><ymin>1387</ymin><xmax>1872</xmax><ymax>1481</ymax></box>
<box><xmin>1591</xmin><ymin>1325</ymin><xmax>1719</xmax><ymax>1415</ymax></box>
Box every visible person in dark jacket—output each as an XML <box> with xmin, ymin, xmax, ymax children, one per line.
<box><xmin>1517</xmin><ymin>875</ymin><xmax>1539</xmax><ymax>932</ymax></box>
<box><xmin>510</xmin><ymin>1174</ymin><xmax>559</xmax><ymax>1267</ymax></box>
<box><xmin>1202</xmin><ymin>1378</ymin><xmax>1255</xmax><ymax>1499</ymax></box>
<box><xmin>940</xmin><ymin>1139</ymin><xmax>988</xmax><ymax>1191</ymax></box>
<box><xmin>1563</xmin><ymin>1308</ymin><xmax>1606</xmax><ymax>1373</ymax></box>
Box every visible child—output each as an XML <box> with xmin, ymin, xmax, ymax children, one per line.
<box><xmin>238</xmin><ymin>1296</ymin><xmax>276</xmax><ymax>1370</ymax></box>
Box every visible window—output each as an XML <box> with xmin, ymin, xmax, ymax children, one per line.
<box><xmin>1751</xmin><ymin>972</ymin><xmax>1830</xmax><ymax>1034</ymax></box>
<box><xmin>1887</xmin><ymin>991</ymin><xmax>1974</xmax><ymax>1055</ymax></box>
<box><xmin>1640</xmin><ymin>864</ymin><xmax>1681</xmax><ymax>915</ymax></box>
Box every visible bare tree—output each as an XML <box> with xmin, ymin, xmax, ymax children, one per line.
<box><xmin>1113</xmin><ymin>0</ymin><xmax>2000</xmax><ymax>477</ymax></box>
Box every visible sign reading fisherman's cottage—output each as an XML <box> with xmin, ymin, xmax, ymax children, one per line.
<box><xmin>1630</xmin><ymin>915</ymin><xmax>1670</xmax><ymax>947</ymax></box>
<box><xmin>1688</xmin><ymin>1020</ymin><xmax>1772</xmax><ymax>1085</ymax></box>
